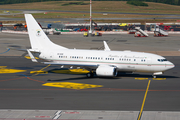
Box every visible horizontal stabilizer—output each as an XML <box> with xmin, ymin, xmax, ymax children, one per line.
<box><xmin>27</xmin><ymin>49</ymin><xmax>38</xmax><ymax>62</ymax></box>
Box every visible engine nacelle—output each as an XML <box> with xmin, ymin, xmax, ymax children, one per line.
<box><xmin>96</xmin><ymin>65</ymin><xmax>117</xmax><ymax>77</ymax></box>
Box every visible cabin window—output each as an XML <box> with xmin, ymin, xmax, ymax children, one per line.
<box><xmin>141</xmin><ymin>59</ymin><xmax>146</xmax><ymax>62</ymax></box>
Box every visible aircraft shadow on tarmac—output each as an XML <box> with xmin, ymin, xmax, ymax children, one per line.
<box><xmin>47</xmin><ymin>76</ymin><xmax>97</xmax><ymax>82</ymax></box>
<box><xmin>117</xmin><ymin>73</ymin><xmax>178</xmax><ymax>79</ymax></box>
<box><xmin>46</xmin><ymin>69</ymin><xmax>178</xmax><ymax>81</ymax></box>
<box><xmin>14</xmin><ymin>67</ymin><xmax>33</xmax><ymax>70</ymax></box>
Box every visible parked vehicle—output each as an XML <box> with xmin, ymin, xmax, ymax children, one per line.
<box><xmin>14</xmin><ymin>23</ymin><xmax>23</xmax><ymax>27</ymax></box>
<box><xmin>80</xmin><ymin>28</ymin><xmax>88</xmax><ymax>32</ymax></box>
<box><xmin>73</xmin><ymin>28</ymin><xmax>80</xmax><ymax>31</ymax></box>
<box><xmin>0</xmin><ymin>22</ymin><xmax>3</xmax><ymax>27</ymax></box>
<box><xmin>14</xmin><ymin>23</ymin><xmax>23</xmax><ymax>30</ymax></box>
<box><xmin>83</xmin><ymin>32</ymin><xmax>88</xmax><ymax>37</ymax></box>
<box><xmin>119</xmin><ymin>23</ymin><xmax>127</xmax><ymax>26</ymax></box>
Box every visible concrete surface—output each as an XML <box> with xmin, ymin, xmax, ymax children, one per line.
<box><xmin>0</xmin><ymin>33</ymin><xmax>180</xmax><ymax>120</ymax></box>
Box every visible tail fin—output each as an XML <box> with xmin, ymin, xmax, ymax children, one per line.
<box><xmin>25</xmin><ymin>14</ymin><xmax>67</xmax><ymax>50</ymax></box>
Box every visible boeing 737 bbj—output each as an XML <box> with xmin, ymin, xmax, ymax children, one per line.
<box><xmin>25</xmin><ymin>14</ymin><xmax>174</xmax><ymax>78</ymax></box>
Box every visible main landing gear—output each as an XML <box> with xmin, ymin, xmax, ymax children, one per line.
<box><xmin>86</xmin><ymin>72</ymin><xmax>95</xmax><ymax>78</ymax></box>
<box><xmin>153</xmin><ymin>75</ymin><xmax>156</xmax><ymax>78</ymax></box>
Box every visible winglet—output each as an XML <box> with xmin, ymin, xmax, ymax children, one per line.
<box><xmin>103</xmin><ymin>41</ymin><xmax>111</xmax><ymax>51</ymax></box>
<box><xmin>27</xmin><ymin>49</ymin><xmax>38</xmax><ymax>62</ymax></box>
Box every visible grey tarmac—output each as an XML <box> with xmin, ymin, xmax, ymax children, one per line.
<box><xmin>0</xmin><ymin>33</ymin><xmax>180</xmax><ymax>119</ymax></box>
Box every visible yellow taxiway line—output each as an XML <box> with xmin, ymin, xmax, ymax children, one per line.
<box><xmin>31</xmin><ymin>68</ymin><xmax>90</xmax><ymax>75</ymax></box>
<box><xmin>135</xmin><ymin>78</ymin><xmax>148</xmax><ymax>80</ymax></box>
<box><xmin>135</xmin><ymin>78</ymin><xmax>166</xmax><ymax>80</ymax></box>
<box><xmin>42</xmin><ymin>82</ymin><xmax>103</xmax><ymax>90</ymax></box>
<box><xmin>153</xmin><ymin>78</ymin><xmax>166</xmax><ymax>80</ymax></box>
<box><xmin>32</xmin><ymin>64</ymin><xmax>51</xmax><ymax>76</ymax></box>
<box><xmin>24</xmin><ymin>56</ymin><xmax>39</xmax><ymax>59</ymax></box>
<box><xmin>51</xmin><ymin>69</ymin><xmax>90</xmax><ymax>74</ymax></box>
<box><xmin>0</xmin><ymin>66</ymin><xmax>26</xmax><ymax>74</ymax></box>
<box><xmin>137</xmin><ymin>80</ymin><xmax>151</xmax><ymax>120</ymax></box>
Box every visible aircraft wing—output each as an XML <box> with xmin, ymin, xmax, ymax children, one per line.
<box><xmin>103</xmin><ymin>41</ymin><xmax>111</xmax><ymax>51</ymax></box>
<box><xmin>43</xmin><ymin>62</ymin><xmax>98</xmax><ymax>67</ymax></box>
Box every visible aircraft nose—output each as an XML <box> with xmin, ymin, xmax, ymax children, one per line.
<box><xmin>167</xmin><ymin>61</ymin><xmax>175</xmax><ymax>70</ymax></box>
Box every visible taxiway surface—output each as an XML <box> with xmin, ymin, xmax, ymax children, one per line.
<box><xmin>0</xmin><ymin>33</ymin><xmax>180</xmax><ymax>111</ymax></box>
<box><xmin>0</xmin><ymin>56</ymin><xmax>180</xmax><ymax>111</ymax></box>
<box><xmin>0</xmin><ymin>56</ymin><xmax>179</xmax><ymax>111</ymax></box>
<box><xmin>0</xmin><ymin>33</ymin><xmax>180</xmax><ymax>119</ymax></box>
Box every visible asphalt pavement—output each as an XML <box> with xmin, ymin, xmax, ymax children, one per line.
<box><xmin>0</xmin><ymin>56</ymin><xmax>179</xmax><ymax>111</ymax></box>
<box><xmin>0</xmin><ymin>33</ymin><xmax>180</xmax><ymax>119</ymax></box>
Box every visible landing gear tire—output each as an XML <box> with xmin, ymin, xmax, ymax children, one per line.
<box><xmin>86</xmin><ymin>72</ymin><xmax>94</xmax><ymax>78</ymax></box>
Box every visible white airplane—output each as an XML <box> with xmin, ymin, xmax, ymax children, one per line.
<box><xmin>25</xmin><ymin>14</ymin><xmax>174</xmax><ymax>78</ymax></box>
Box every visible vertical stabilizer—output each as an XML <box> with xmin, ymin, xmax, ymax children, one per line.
<box><xmin>25</xmin><ymin>14</ymin><xmax>67</xmax><ymax>50</ymax></box>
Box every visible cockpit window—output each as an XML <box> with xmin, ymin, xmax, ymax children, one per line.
<box><xmin>164</xmin><ymin>59</ymin><xmax>167</xmax><ymax>61</ymax></box>
<box><xmin>158</xmin><ymin>59</ymin><xmax>167</xmax><ymax>62</ymax></box>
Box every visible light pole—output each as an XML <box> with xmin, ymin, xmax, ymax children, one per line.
<box><xmin>89</xmin><ymin>0</ymin><xmax>92</xmax><ymax>34</ymax></box>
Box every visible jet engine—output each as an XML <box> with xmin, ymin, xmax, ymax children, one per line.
<box><xmin>96</xmin><ymin>65</ymin><xmax>117</xmax><ymax>77</ymax></box>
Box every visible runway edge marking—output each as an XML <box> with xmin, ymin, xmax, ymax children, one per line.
<box><xmin>53</xmin><ymin>110</ymin><xmax>62</xmax><ymax>119</ymax></box>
